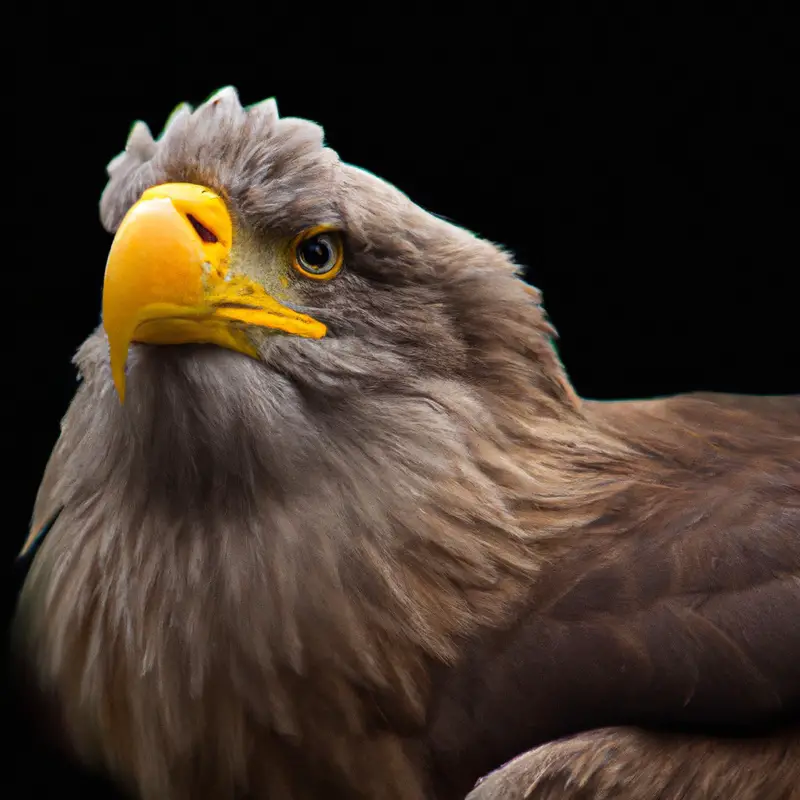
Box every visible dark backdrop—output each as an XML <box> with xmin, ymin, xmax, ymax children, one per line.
<box><xmin>7</xmin><ymin>9</ymin><xmax>797</xmax><ymax>798</ymax></box>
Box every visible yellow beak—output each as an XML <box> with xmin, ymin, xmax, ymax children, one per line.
<box><xmin>102</xmin><ymin>183</ymin><xmax>326</xmax><ymax>402</ymax></box>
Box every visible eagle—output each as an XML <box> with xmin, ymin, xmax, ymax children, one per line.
<box><xmin>13</xmin><ymin>86</ymin><xmax>799</xmax><ymax>800</ymax></box>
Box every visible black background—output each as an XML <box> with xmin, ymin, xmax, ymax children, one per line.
<box><xmin>7</xmin><ymin>8</ymin><xmax>798</xmax><ymax>798</ymax></box>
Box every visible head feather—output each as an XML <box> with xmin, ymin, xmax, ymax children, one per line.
<box><xmin>100</xmin><ymin>86</ymin><xmax>326</xmax><ymax>234</ymax></box>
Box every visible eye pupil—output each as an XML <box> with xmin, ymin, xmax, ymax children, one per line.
<box><xmin>300</xmin><ymin>237</ymin><xmax>331</xmax><ymax>268</ymax></box>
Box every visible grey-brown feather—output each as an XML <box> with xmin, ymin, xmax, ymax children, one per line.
<box><xmin>465</xmin><ymin>726</ymin><xmax>800</xmax><ymax>800</ymax></box>
<box><xmin>15</xmin><ymin>87</ymin><xmax>799</xmax><ymax>800</ymax></box>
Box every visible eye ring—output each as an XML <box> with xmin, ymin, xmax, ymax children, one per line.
<box><xmin>291</xmin><ymin>226</ymin><xmax>344</xmax><ymax>280</ymax></box>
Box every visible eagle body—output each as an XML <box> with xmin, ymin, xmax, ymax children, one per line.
<box><xmin>13</xmin><ymin>88</ymin><xmax>799</xmax><ymax>800</ymax></box>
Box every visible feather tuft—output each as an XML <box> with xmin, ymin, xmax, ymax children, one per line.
<box><xmin>158</xmin><ymin>102</ymin><xmax>193</xmax><ymax>139</ymax></box>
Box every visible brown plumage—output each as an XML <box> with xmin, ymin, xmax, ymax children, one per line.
<box><xmin>13</xmin><ymin>87</ymin><xmax>799</xmax><ymax>800</ymax></box>
<box><xmin>466</xmin><ymin>726</ymin><xmax>800</xmax><ymax>799</ymax></box>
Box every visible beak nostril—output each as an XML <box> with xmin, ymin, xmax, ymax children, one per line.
<box><xmin>186</xmin><ymin>214</ymin><xmax>219</xmax><ymax>244</ymax></box>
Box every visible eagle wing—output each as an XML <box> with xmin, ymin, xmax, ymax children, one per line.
<box><xmin>427</xmin><ymin>393</ymin><xmax>800</xmax><ymax>797</ymax></box>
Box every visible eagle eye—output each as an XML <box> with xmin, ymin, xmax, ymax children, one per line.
<box><xmin>291</xmin><ymin>227</ymin><xmax>344</xmax><ymax>280</ymax></box>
